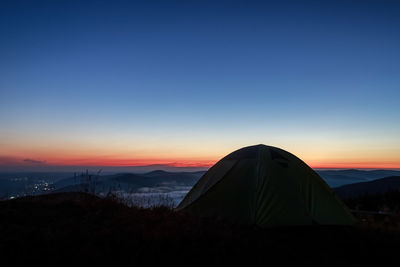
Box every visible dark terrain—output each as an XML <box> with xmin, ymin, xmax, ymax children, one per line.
<box><xmin>1</xmin><ymin>169</ymin><xmax>399</xmax><ymax>199</ymax></box>
<box><xmin>335</xmin><ymin>176</ymin><xmax>400</xmax><ymax>199</ymax></box>
<box><xmin>1</xmin><ymin>190</ymin><xmax>400</xmax><ymax>266</ymax></box>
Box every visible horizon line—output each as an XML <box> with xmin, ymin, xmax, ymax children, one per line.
<box><xmin>0</xmin><ymin>163</ymin><xmax>400</xmax><ymax>172</ymax></box>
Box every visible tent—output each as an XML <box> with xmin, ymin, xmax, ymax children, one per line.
<box><xmin>177</xmin><ymin>144</ymin><xmax>356</xmax><ymax>226</ymax></box>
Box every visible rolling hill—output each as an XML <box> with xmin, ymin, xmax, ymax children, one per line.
<box><xmin>317</xmin><ymin>169</ymin><xmax>400</xmax><ymax>187</ymax></box>
<box><xmin>334</xmin><ymin>176</ymin><xmax>400</xmax><ymax>199</ymax></box>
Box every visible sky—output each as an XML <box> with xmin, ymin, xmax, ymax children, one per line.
<box><xmin>1</xmin><ymin>0</ymin><xmax>400</xmax><ymax>170</ymax></box>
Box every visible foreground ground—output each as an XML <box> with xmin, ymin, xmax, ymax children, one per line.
<box><xmin>1</xmin><ymin>192</ymin><xmax>399</xmax><ymax>266</ymax></box>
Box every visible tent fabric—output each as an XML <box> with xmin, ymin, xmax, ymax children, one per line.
<box><xmin>177</xmin><ymin>144</ymin><xmax>356</xmax><ymax>226</ymax></box>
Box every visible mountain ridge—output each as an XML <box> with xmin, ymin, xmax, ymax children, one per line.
<box><xmin>334</xmin><ymin>176</ymin><xmax>400</xmax><ymax>199</ymax></box>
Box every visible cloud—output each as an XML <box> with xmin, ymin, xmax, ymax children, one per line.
<box><xmin>0</xmin><ymin>156</ymin><xmax>21</xmax><ymax>166</ymax></box>
<box><xmin>23</xmin><ymin>158</ymin><xmax>46</xmax><ymax>164</ymax></box>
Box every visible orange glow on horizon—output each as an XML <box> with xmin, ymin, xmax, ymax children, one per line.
<box><xmin>1</xmin><ymin>143</ymin><xmax>399</xmax><ymax>169</ymax></box>
<box><xmin>52</xmin><ymin>158</ymin><xmax>400</xmax><ymax>169</ymax></box>
<box><xmin>50</xmin><ymin>159</ymin><xmax>218</xmax><ymax>168</ymax></box>
<box><xmin>44</xmin><ymin>155</ymin><xmax>400</xmax><ymax>169</ymax></box>
<box><xmin>309</xmin><ymin>163</ymin><xmax>400</xmax><ymax>169</ymax></box>
<box><xmin>50</xmin><ymin>161</ymin><xmax>400</xmax><ymax>169</ymax></box>
<box><xmin>0</xmin><ymin>156</ymin><xmax>218</xmax><ymax>168</ymax></box>
<box><xmin>2</xmin><ymin>155</ymin><xmax>399</xmax><ymax>169</ymax></box>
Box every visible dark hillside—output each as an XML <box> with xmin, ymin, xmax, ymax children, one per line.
<box><xmin>335</xmin><ymin>176</ymin><xmax>400</xmax><ymax>199</ymax></box>
<box><xmin>318</xmin><ymin>169</ymin><xmax>400</xmax><ymax>179</ymax></box>
<box><xmin>1</xmin><ymin>193</ymin><xmax>400</xmax><ymax>266</ymax></box>
<box><xmin>316</xmin><ymin>169</ymin><xmax>400</xmax><ymax>188</ymax></box>
<box><xmin>343</xmin><ymin>190</ymin><xmax>400</xmax><ymax>214</ymax></box>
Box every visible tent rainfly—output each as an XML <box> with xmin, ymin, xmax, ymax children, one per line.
<box><xmin>177</xmin><ymin>144</ymin><xmax>356</xmax><ymax>226</ymax></box>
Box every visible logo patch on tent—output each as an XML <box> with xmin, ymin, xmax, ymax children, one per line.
<box><xmin>270</xmin><ymin>149</ymin><xmax>289</xmax><ymax>168</ymax></box>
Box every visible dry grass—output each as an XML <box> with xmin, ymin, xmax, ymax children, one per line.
<box><xmin>1</xmin><ymin>192</ymin><xmax>400</xmax><ymax>266</ymax></box>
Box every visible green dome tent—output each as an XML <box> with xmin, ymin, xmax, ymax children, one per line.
<box><xmin>177</xmin><ymin>145</ymin><xmax>356</xmax><ymax>226</ymax></box>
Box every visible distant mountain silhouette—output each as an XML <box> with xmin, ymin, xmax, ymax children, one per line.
<box><xmin>54</xmin><ymin>170</ymin><xmax>205</xmax><ymax>194</ymax></box>
<box><xmin>318</xmin><ymin>169</ymin><xmax>400</xmax><ymax>179</ymax></box>
<box><xmin>3</xmin><ymin>169</ymin><xmax>400</xmax><ymax>199</ymax></box>
<box><xmin>334</xmin><ymin>176</ymin><xmax>400</xmax><ymax>199</ymax></box>
<box><xmin>317</xmin><ymin>169</ymin><xmax>400</xmax><ymax>187</ymax></box>
<box><xmin>143</xmin><ymin>170</ymin><xmax>170</xmax><ymax>177</ymax></box>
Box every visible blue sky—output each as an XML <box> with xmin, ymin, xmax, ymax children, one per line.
<box><xmin>1</xmin><ymin>0</ymin><xmax>399</xmax><ymax>168</ymax></box>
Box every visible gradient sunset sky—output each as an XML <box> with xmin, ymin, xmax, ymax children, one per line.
<box><xmin>1</xmin><ymin>0</ymin><xmax>399</xmax><ymax>169</ymax></box>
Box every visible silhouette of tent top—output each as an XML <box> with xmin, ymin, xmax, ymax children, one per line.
<box><xmin>177</xmin><ymin>144</ymin><xmax>356</xmax><ymax>226</ymax></box>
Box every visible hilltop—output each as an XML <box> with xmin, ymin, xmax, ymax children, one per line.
<box><xmin>1</xmin><ymin>192</ymin><xmax>400</xmax><ymax>266</ymax></box>
<box><xmin>335</xmin><ymin>176</ymin><xmax>400</xmax><ymax>199</ymax></box>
